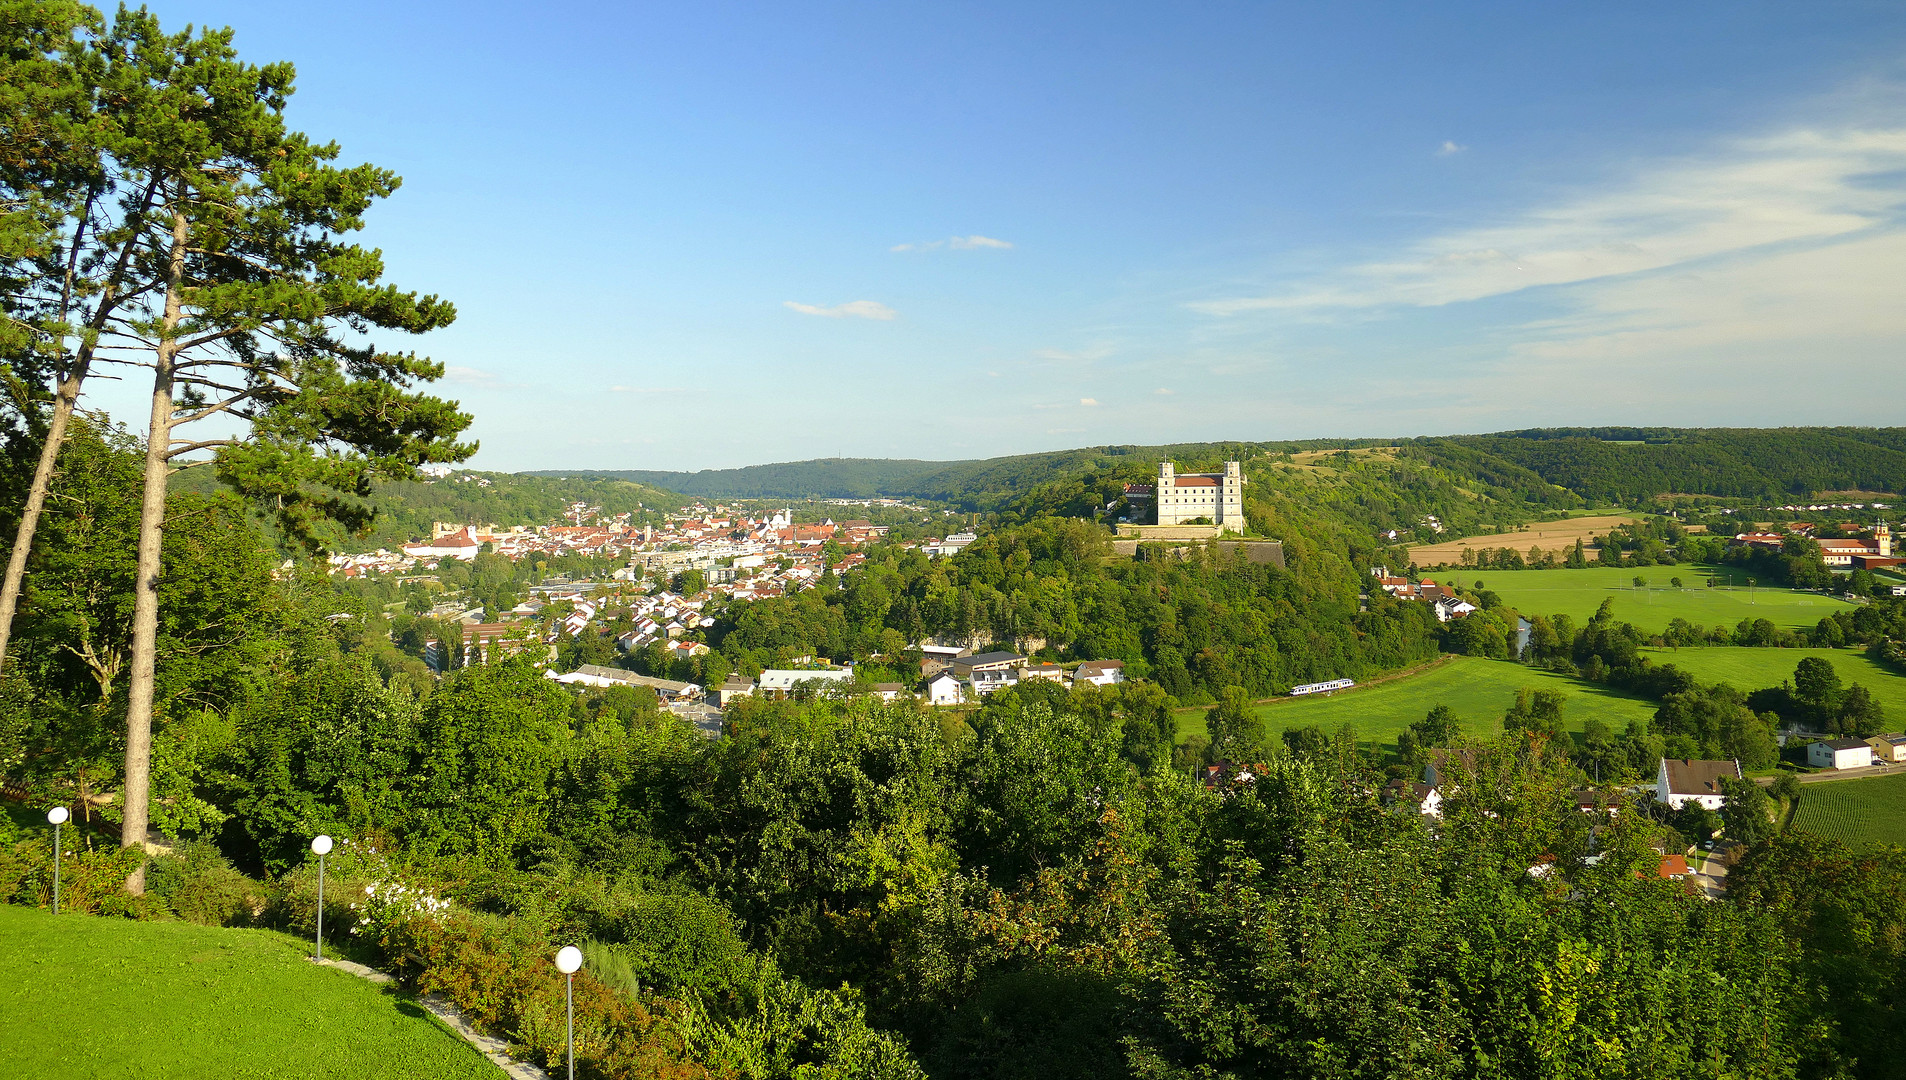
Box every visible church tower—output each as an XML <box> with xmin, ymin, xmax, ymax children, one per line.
<box><xmin>1879</xmin><ymin>520</ymin><xmax>1893</xmax><ymax>558</ymax></box>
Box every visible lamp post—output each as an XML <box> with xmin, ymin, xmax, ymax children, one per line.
<box><xmin>555</xmin><ymin>945</ymin><xmax>582</xmax><ymax>1080</ymax></box>
<box><xmin>311</xmin><ymin>835</ymin><xmax>333</xmax><ymax>961</ymax></box>
<box><xmin>47</xmin><ymin>807</ymin><xmax>68</xmax><ymax>915</ymax></box>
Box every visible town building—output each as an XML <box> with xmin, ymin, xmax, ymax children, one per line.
<box><xmin>1865</xmin><ymin>733</ymin><xmax>1906</xmax><ymax>763</ymax></box>
<box><xmin>952</xmin><ymin>651</ymin><xmax>1027</xmax><ymax>678</ymax></box>
<box><xmin>756</xmin><ymin>668</ymin><xmax>854</xmax><ymax>700</ymax></box>
<box><xmin>1808</xmin><ymin>738</ymin><xmax>1874</xmax><ymax>770</ymax></box>
<box><xmin>924</xmin><ymin>670</ymin><xmax>964</xmax><ymax>706</ymax></box>
<box><xmin>1072</xmin><ymin>660</ymin><xmax>1126</xmax><ymax>687</ymax></box>
<box><xmin>1655</xmin><ymin>758</ymin><xmax>1742</xmax><ymax>810</ymax></box>
<box><xmin>1153</xmin><ymin>461</ymin><xmax>1245</xmax><ymax>527</ymax></box>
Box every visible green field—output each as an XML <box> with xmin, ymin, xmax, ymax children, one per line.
<box><xmin>1178</xmin><ymin>656</ymin><xmax>1657</xmax><ymax>746</ymax></box>
<box><xmin>1790</xmin><ymin>772</ymin><xmax>1906</xmax><ymax>850</ymax></box>
<box><xmin>0</xmin><ymin>904</ymin><xmax>503</xmax><ymax>1079</ymax></box>
<box><xmin>1638</xmin><ymin>647</ymin><xmax>1906</xmax><ymax>717</ymax></box>
<box><xmin>1453</xmin><ymin>565</ymin><xmax>1855</xmax><ymax>635</ymax></box>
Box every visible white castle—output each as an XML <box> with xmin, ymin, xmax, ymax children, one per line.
<box><xmin>1155</xmin><ymin>461</ymin><xmax>1244</xmax><ymax>526</ymax></box>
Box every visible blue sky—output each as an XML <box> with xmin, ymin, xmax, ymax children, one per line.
<box><xmin>120</xmin><ymin>1</ymin><xmax>1906</xmax><ymax>470</ymax></box>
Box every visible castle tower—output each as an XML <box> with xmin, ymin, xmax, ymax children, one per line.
<box><xmin>1221</xmin><ymin>461</ymin><xmax>1242</xmax><ymax>524</ymax></box>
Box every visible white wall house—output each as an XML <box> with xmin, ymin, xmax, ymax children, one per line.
<box><xmin>1655</xmin><ymin>758</ymin><xmax>1741</xmax><ymax>810</ymax></box>
<box><xmin>925</xmin><ymin>670</ymin><xmax>964</xmax><ymax>706</ymax></box>
<box><xmin>1808</xmin><ymin>738</ymin><xmax>1874</xmax><ymax>770</ymax></box>
<box><xmin>1072</xmin><ymin>660</ymin><xmax>1126</xmax><ymax>687</ymax></box>
<box><xmin>1869</xmin><ymin>734</ymin><xmax>1906</xmax><ymax>763</ymax></box>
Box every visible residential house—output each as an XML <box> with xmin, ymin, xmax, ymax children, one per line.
<box><xmin>1808</xmin><ymin>738</ymin><xmax>1874</xmax><ymax>770</ymax></box>
<box><xmin>1072</xmin><ymin>660</ymin><xmax>1126</xmax><ymax>686</ymax></box>
<box><xmin>970</xmin><ymin>668</ymin><xmax>1020</xmax><ymax>695</ymax></box>
<box><xmin>1386</xmin><ymin>778</ymin><xmax>1443</xmax><ymax>819</ymax></box>
<box><xmin>711</xmin><ymin>678</ymin><xmax>755</xmax><ymax>708</ymax></box>
<box><xmin>1023</xmin><ymin>663</ymin><xmax>1065</xmax><ymax>684</ymax></box>
<box><xmin>1655</xmin><ymin>758</ymin><xmax>1742</xmax><ymax>810</ymax></box>
<box><xmin>1423</xmin><ymin>748</ymin><xmax>1478</xmax><ymax>790</ymax></box>
<box><xmin>924</xmin><ymin>670</ymin><xmax>965</xmax><ymax>706</ymax></box>
<box><xmin>871</xmin><ymin>683</ymin><xmax>906</xmax><ymax>703</ymax></box>
<box><xmin>547</xmin><ymin>664</ymin><xmax>702</xmax><ymax>701</ymax></box>
<box><xmin>1868</xmin><ymin>733</ymin><xmax>1906</xmax><ymax>763</ymax></box>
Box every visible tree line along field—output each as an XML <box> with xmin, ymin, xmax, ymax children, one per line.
<box><xmin>1176</xmin><ymin>656</ymin><xmax>1658</xmax><ymax>746</ymax></box>
<box><xmin>0</xmin><ymin>905</ymin><xmax>503</xmax><ymax>1080</ymax></box>
<box><xmin>1406</xmin><ymin>512</ymin><xmax>1641</xmax><ymax>566</ymax></box>
<box><xmin>1455</xmin><ymin>565</ymin><xmax>1858</xmax><ymax>635</ymax></box>
<box><xmin>1638</xmin><ymin>647</ymin><xmax>1906</xmax><ymax>719</ymax></box>
<box><xmin>1790</xmin><ymin>773</ymin><xmax>1906</xmax><ymax>850</ymax></box>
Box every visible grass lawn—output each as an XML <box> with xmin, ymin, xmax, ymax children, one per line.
<box><xmin>0</xmin><ymin>904</ymin><xmax>503</xmax><ymax>1079</ymax></box>
<box><xmin>1790</xmin><ymin>772</ymin><xmax>1906</xmax><ymax>850</ymax></box>
<box><xmin>1637</xmin><ymin>647</ymin><xmax>1906</xmax><ymax>717</ymax></box>
<box><xmin>1176</xmin><ymin>656</ymin><xmax>1657</xmax><ymax>747</ymax></box>
<box><xmin>1448</xmin><ymin>565</ymin><xmax>1856</xmax><ymax>636</ymax></box>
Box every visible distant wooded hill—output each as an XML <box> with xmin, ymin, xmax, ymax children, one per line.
<box><xmin>530</xmin><ymin>427</ymin><xmax>1906</xmax><ymax>508</ymax></box>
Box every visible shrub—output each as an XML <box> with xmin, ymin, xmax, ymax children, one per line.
<box><xmin>145</xmin><ymin>841</ymin><xmax>270</xmax><ymax>926</ymax></box>
<box><xmin>1</xmin><ymin>835</ymin><xmax>153</xmax><ymax>915</ymax></box>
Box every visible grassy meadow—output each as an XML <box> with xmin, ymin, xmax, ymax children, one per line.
<box><xmin>0</xmin><ymin>905</ymin><xmax>503</xmax><ymax>1079</ymax></box>
<box><xmin>1638</xmin><ymin>647</ymin><xmax>1906</xmax><ymax>718</ymax></box>
<box><xmin>1442</xmin><ymin>565</ymin><xmax>1856</xmax><ymax>635</ymax></box>
<box><xmin>1177</xmin><ymin>656</ymin><xmax>1657</xmax><ymax>747</ymax></box>
<box><xmin>1791</xmin><ymin>772</ymin><xmax>1906</xmax><ymax>850</ymax></box>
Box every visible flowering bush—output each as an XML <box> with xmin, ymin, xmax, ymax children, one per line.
<box><xmin>350</xmin><ymin>877</ymin><xmax>452</xmax><ymax>941</ymax></box>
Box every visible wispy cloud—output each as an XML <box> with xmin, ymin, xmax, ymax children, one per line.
<box><xmin>1033</xmin><ymin>343</ymin><xmax>1116</xmax><ymax>363</ymax></box>
<box><xmin>1193</xmin><ymin>124</ymin><xmax>1906</xmax><ymax>316</ymax></box>
<box><xmin>446</xmin><ymin>365</ymin><xmax>497</xmax><ymax>384</ymax></box>
<box><xmin>783</xmin><ymin>300</ymin><xmax>898</xmax><ymax>320</ymax></box>
<box><xmin>1152</xmin><ymin>388</ymin><xmax>1175</xmax><ymax>396</ymax></box>
<box><xmin>1080</xmin><ymin>397</ymin><xmax>1100</xmax><ymax>407</ymax></box>
<box><xmin>891</xmin><ymin>235</ymin><xmax>1014</xmax><ymax>252</ymax></box>
<box><xmin>1435</xmin><ymin>140</ymin><xmax>1466</xmax><ymax>157</ymax></box>
<box><xmin>609</xmin><ymin>386</ymin><xmax>704</xmax><ymax>394</ymax></box>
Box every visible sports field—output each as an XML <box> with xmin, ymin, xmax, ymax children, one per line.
<box><xmin>1790</xmin><ymin>772</ymin><xmax>1906</xmax><ymax>850</ymax></box>
<box><xmin>1177</xmin><ymin>656</ymin><xmax>1657</xmax><ymax>746</ymax></box>
<box><xmin>1637</xmin><ymin>647</ymin><xmax>1906</xmax><ymax>716</ymax></box>
<box><xmin>0</xmin><ymin>904</ymin><xmax>503</xmax><ymax>1079</ymax></box>
<box><xmin>1449</xmin><ymin>565</ymin><xmax>1856</xmax><ymax>635</ymax></box>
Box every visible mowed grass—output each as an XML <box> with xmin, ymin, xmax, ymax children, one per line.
<box><xmin>1637</xmin><ymin>647</ymin><xmax>1906</xmax><ymax>718</ymax></box>
<box><xmin>1791</xmin><ymin>772</ymin><xmax>1906</xmax><ymax>850</ymax></box>
<box><xmin>1176</xmin><ymin>656</ymin><xmax>1657</xmax><ymax>747</ymax></box>
<box><xmin>1451</xmin><ymin>565</ymin><xmax>1856</xmax><ymax>636</ymax></box>
<box><xmin>0</xmin><ymin>904</ymin><xmax>504</xmax><ymax>1079</ymax></box>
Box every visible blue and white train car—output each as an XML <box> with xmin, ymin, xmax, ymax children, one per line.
<box><xmin>1289</xmin><ymin>678</ymin><xmax>1355</xmax><ymax>697</ymax></box>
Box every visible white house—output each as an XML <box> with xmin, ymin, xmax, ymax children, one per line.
<box><xmin>871</xmin><ymin>683</ymin><xmax>906</xmax><ymax>702</ymax></box>
<box><xmin>756</xmin><ymin>668</ymin><xmax>854</xmax><ymax>700</ymax></box>
<box><xmin>1072</xmin><ymin>660</ymin><xmax>1126</xmax><ymax>687</ymax></box>
<box><xmin>1656</xmin><ymin>758</ymin><xmax>1741</xmax><ymax>810</ymax></box>
<box><xmin>1433</xmin><ymin>597</ymin><xmax>1479</xmax><ymax>623</ymax></box>
<box><xmin>924</xmin><ymin>670</ymin><xmax>964</xmax><ymax>706</ymax></box>
<box><xmin>1808</xmin><ymin>738</ymin><xmax>1874</xmax><ymax>770</ymax></box>
<box><xmin>711</xmin><ymin>678</ymin><xmax>755</xmax><ymax>707</ymax></box>
<box><xmin>970</xmin><ymin>668</ymin><xmax>1019</xmax><ymax>695</ymax></box>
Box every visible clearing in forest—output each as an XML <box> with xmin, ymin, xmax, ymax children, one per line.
<box><xmin>1637</xmin><ymin>647</ymin><xmax>1906</xmax><ymax>716</ymax></box>
<box><xmin>1471</xmin><ymin>566</ymin><xmax>1858</xmax><ymax>635</ymax></box>
<box><xmin>1176</xmin><ymin>656</ymin><xmax>1656</xmax><ymax>746</ymax></box>
<box><xmin>1408</xmin><ymin>513</ymin><xmax>1641</xmax><ymax>566</ymax></box>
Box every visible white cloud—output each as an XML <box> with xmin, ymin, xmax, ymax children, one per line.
<box><xmin>783</xmin><ymin>300</ymin><xmax>898</xmax><ymax>320</ymax></box>
<box><xmin>1080</xmin><ymin>397</ymin><xmax>1100</xmax><ymax>407</ymax></box>
<box><xmin>891</xmin><ymin>235</ymin><xmax>1014</xmax><ymax>252</ymax></box>
<box><xmin>446</xmin><ymin>365</ymin><xmax>497</xmax><ymax>384</ymax></box>
<box><xmin>608</xmin><ymin>386</ymin><xmax>702</xmax><ymax>394</ymax></box>
<box><xmin>1153</xmin><ymin>388</ymin><xmax>1175</xmax><ymax>395</ymax></box>
<box><xmin>1435</xmin><ymin>140</ymin><xmax>1466</xmax><ymax>157</ymax></box>
<box><xmin>1192</xmin><ymin>124</ymin><xmax>1906</xmax><ymax>316</ymax></box>
<box><xmin>1033</xmin><ymin>343</ymin><xmax>1116</xmax><ymax>363</ymax></box>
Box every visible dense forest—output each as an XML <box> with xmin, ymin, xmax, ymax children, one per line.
<box><xmin>540</xmin><ymin>426</ymin><xmax>1906</xmax><ymax>508</ymax></box>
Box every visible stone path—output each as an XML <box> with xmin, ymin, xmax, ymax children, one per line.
<box><xmin>313</xmin><ymin>957</ymin><xmax>550</xmax><ymax>1080</ymax></box>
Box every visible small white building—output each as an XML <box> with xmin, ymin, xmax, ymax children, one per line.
<box><xmin>711</xmin><ymin>678</ymin><xmax>755</xmax><ymax>707</ymax></box>
<box><xmin>970</xmin><ymin>668</ymin><xmax>1019</xmax><ymax>695</ymax></box>
<box><xmin>924</xmin><ymin>670</ymin><xmax>964</xmax><ymax>706</ymax></box>
<box><xmin>1072</xmin><ymin>660</ymin><xmax>1126</xmax><ymax>687</ymax></box>
<box><xmin>1655</xmin><ymin>758</ymin><xmax>1741</xmax><ymax>810</ymax></box>
<box><xmin>1809</xmin><ymin>738</ymin><xmax>1874</xmax><ymax>770</ymax></box>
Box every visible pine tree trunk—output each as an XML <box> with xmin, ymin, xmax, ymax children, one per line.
<box><xmin>120</xmin><ymin>202</ymin><xmax>188</xmax><ymax>893</ymax></box>
<box><xmin>0</xmin><ymin>369</ymin><xmax>84</xmax><ymax>677</ymax></box>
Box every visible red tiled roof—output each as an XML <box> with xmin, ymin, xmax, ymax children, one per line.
<box><xmin>1175</xmin><ymin>477</ymin><xmax>1218</xmax><ymax>487</ymax></box>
